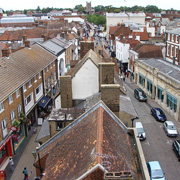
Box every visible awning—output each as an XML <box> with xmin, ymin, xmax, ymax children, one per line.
<box><xmin>39</xmin><ymin>96</ymin><xmax>51</xmax><ymax>108</ymax></box>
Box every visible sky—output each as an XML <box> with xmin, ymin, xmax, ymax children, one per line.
<box><xmin>1</xmin><ymin>0</ymin><xmax>180</xmax><ymax>11</ymax></box>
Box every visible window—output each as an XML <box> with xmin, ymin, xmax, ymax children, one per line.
<box><xmin>175</xmin><ymin>47</ymin><xmax>178</xmax><ymax>59</ymax></box>
<box><xmin>9</xmin><ymin>94</ymin><xmax>13</xmax><ymax>104</ymax></box>
<box><xmin>168</xmin><ymin>33</ymin><xmax>170</xmax><ymax>41</ymax></box>
<box><xmin>53</xmin><ymin>62</ymin><xmax>55</xmax><ymax>66</ymax></box>
<box><xmin>23</xmin><ymin>84</ymin><xmax>26</xmax><ymax>92</ymax></box>
<box><xmin>36</xmin><ymin>85</ymin><xmax>41</xmax><ymax>95</ymax></box>
<box><xmin>172</xmin><ymin>34</ymin><xmax>174</xmax><ymax>42</ymax></box>
<box><xmin>1</xmin><ymin>119</ymin><xmax>8</xmax><ymax>138</ymax></box>
<box><xmin>166</xmin><ymin>93</ymin><xmax>177</xmax><ymax>112</ymax></box>
<box><xmin>157</xmin><ymin>86</ymin><xmax>164</xmax><ymax>102</ymax></box>
<box><xmin>167</xmin><ymin>44</ymin><xmax>169</xmax><ymax>56</ymax></box>
<box><xmin>34</xmin><ymin>75</ymin><xmax>37</xmax><ymax>83</ymax></box>
<box><xmin>39</xmin><ymin>72</ymin><xmax>41</xmax><ymax>79</ymax></box>
<box><xmin>139</xmin><ymin>74</ymin><xmax>145</xmax><ymax>87</ymax></box>
<box><xmin>147</xmin><ymin>79</ymin><xmax>152</xmax><ymax>93</ymax></box>
<box><xmin>171</xmin><ymin>45</ymin><xmax>174</xmax><ymax>57</ymax></box>
<box><xmin>50</xmin><ymin>63</ymin><xmax>52</xmax><ymax>69</ymax></box>
<box><xmin>17</xmin><ymin>103</ymin><xmax>22</xmax><ymax>117</ymax></box>
<box><xmin>46</xmin><ymin>66</ymin><xmax>49</xmax><ymax>72</ymax></box>
<box><xmin>25</xmin><ymin>94</ymin><xmax>32</xmax><ymax>105</ymax></box>
<box><xmin>16</xmin><ymin>89</ymin><xmax>20</xmax><ymax>98</ymax></box>
<box><xmin>0</xmin><ymin>102</ymin><xmax>4</xmax><ymax>113</ymax></box>
<box><xmin>28</xmin><ymin>80</ymin><xmax>32</xmax><ymax>87</ymax></box>
<box><xmin>10</xmin><ymin>110</ymin><xmax>16</xmax><ymax>122</ymax></box>
<box><xmin>56</xmin><ymin>121</ymin><xmax>65</xmax><ymax>130</ymax></box>
<box><xmin>176</xmin><ymin>35</ymin><xmax>178</xmax><ymax>43</ymax></box>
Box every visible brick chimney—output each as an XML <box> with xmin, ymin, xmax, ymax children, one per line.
<box><xmin>64</xmin><ymin>33</ymin><xmax>69</xmax><ymax>41</ymax></box>
<box><xmin>99</xmin><ymin>62</ymin><xmax>115</xmax><ymax>90</ymax></box>
<box><xmin>24</xmin><ymin>40</ymin><xmax>30</xmax><ymax>48</ymax></box>
<box><xmin>80</xmin><ymin>41</ymin><xmax>94</xmax><ymax>59</ymax></box>
<box><xmin>23</xmin><ymin>35</ymin><xmax>27</xmax><ymax>43</ymax></box>
<box><xmin>60</xmin><ymin>32</ymin><xmax>65</xmax><ymax>38</ymax></box>
<box><xmin>41</xmin><ymin>34</ymin><xmax>47</xmax><ymax>41</ymax></box>
<box><xmin>101</xmin><ymin>84</ymin><xmax>120</xmax><ymax>117</ymax></box>
<box><xmin>60</xmin><ymin>75</ymin><xmax>72</xmax><ymax>108</ymax></box>
<box><xmin>2</xmin><ymin>49</ymin><xmax>10</xmax><ymax>57</ymax></box>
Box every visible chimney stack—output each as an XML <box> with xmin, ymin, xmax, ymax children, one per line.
<box><xmin>23</xmin><ymin>35</ymin><xmax>27</xmax><ymax>43</ymax></box>
<box><xmin>2</xmin><ymin>49</ymin><xmax>10</xmax><ymax>57</ymax></box>
<box><xmin>25</xmin><ymin>40</ymin><xmax>30</xmax><ymax>48</ymax></box>
<box><xmin>101</xmin><ymin>84</ymin><xmax>120</xmax><ymax>117</ymax></box>
<box><xmin>60</xmin><ymin>75</ymin><xmax>72</xmax><ymax>108</ymax></box>
<box><xmin>80</xmin><ymin>41</ymin><xmax>94</xmax><ymax>59</ymax></box>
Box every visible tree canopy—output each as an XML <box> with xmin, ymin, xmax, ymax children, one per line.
<box><xmin>86</xmin><ymin>14</ymin><xmax>106</xmax><ymax>26</ymax></box>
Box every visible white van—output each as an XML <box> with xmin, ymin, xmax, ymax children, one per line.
<box><xmin>135</xmin><ymin>122</ymin><xmax>146</xmax><ymax>141</ymax></box>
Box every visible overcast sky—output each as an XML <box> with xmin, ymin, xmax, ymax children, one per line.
<box><xmin>1</xmin><ymin>0</ymin><xmax>180</xmax><ymax>11</ymax></box>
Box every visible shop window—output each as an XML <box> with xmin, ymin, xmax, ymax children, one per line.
<box><xmin>139</xmin><ymin>74</ymin><xmax>145</xmax><ymax>87</ymax></box>
<box><xmin>0</xmin><ymin>102</ymin><xmax>4</xmax><ymax>113</ymax></box>
<box><xmin>147</xmin><ymin>79</ymin><xmax>152</xmax><ymax>93</ymax></box>
<box><xmin>0</xmin><ymin>147</ymin><xmax>7</xmax><ymax>162</ymax></box>
<box><xmin>56</xmin><ymin>121</ymin><xmax>64</xmax><ymax>130</ymax></box>
<box><xmin>157</xmin><ymin>86</ymin><xmax>164</xmax><ymax>102</ymax></box>
<box><xmin>166</xmin><ymin>93</ymin><xmax>177</xmax><ymax>112</ymax></box>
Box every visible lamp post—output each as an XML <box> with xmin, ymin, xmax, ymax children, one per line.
<box><xmin>131</xmin><ymin>116</ymin><xmax>139</xmax><ymax>127</ymax></box>
<box><xmin>32</xmin><ymin>149</ymin><xmax>43</xmax><ymax>178</ymax></box>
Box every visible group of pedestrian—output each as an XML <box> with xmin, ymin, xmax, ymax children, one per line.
<box><xmin>8</xmin><ymin>158</ymin><xmax>29</xmax><ymax>180</ymax></box>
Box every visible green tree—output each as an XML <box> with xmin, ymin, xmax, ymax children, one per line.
<box><xmin>36</xmin><ymin>6</ymin><xmax>41</xmax><ymax>12</ymax></box>
<box><xmin>145</xmin><ymin>5</ymin><xmax>161</xmax><ymax>13</ymax></box>
<box><xmin>87</xmin><ymin>14</ymin><xmax>106</xmax><ymax>25</ymax></box>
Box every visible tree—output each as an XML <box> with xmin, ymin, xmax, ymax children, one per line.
<box><xmin>86</xmin><ymin>14</ymin><xmax>106</xmax><ymax>25</ymax></box>
<box><xmin>145</xmin><ymin>5</ymin><xmax>161</xmax><ymax>13</ymax></box>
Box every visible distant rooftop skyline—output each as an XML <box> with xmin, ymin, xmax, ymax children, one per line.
<box><xmin>1</xmin><ymin>0</ymin><xmax>180</xmax><ymax>11</ymax></box>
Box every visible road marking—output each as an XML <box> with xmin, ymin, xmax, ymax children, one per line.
<box><xmin>166</xmin><ymin>139</ymin><xmax>172</xmax><ymax>144</ymax></box>
<box><xmin>144</xmin><ymin>141</ymin><xmax>150</xmax><ymax>146</ymax></box>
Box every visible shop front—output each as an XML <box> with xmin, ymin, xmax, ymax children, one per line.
<box><xmin>0</xmin><ymin>135</ymin><xmax>13</xmax><ymax>166</ymax></box>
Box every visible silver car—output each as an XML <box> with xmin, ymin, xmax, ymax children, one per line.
<box><xmin>163</xmin><ymin>121</ymin><xmax>178</xmax><ymax>137</ymax></box>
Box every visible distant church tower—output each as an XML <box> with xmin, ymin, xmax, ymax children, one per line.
<box><xmin>86</xmin><ymin>1</ymin><xmax>92</xmax><ymax>14</ymax></box>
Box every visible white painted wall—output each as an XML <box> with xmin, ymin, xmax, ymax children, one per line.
<box><xmin>72</xmin><ymin>59</ymin><xmax>99</xmax><ymax>100</ymax></box>
<box><xmin>116</xmin><ymin>41</ymin><xmax>130</xmax><ymax>63</ymax></box>
<box><xmin>55</xmin><ymin>95</ymin><xmax>61</xmax><ymax>109</ymax></box>
<box><xmin>57</xmin><ymin>52</ymin><xmax>66</xmax><ymax>77</ymax></box>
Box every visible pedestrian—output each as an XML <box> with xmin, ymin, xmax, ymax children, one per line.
<box><xmin>9</xmin><ymin>158</ymin><xmax>14</xmax><ymax>172</ymax></box>
<box><xmin>23</xmin><ymin>167</ymin><xmax>28</xmax><ymax>180</ymax></box>
<box><xmin>123</xmin><ymin>76</ymin><xmax>125</xmax><ymax>81</ymax></box>
<box><xmin>120</xmin><ymin>75</ymin><xmax>123</xmax><ymax>81</ymax></box>
<box><xmin>127</xmin><ymin>71</ymin><xmax>129</xmax><ymax>78</ymax></box>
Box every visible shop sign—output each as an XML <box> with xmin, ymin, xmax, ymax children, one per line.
<box><xmin>0</xmin><ymin>136</ymin><xmax>11</xmax><ymax>151</ymax></box>
<box><xmin>10</xmin><ymin>126</ymin><xmax>18</xmax><ymax>131</ymax></box>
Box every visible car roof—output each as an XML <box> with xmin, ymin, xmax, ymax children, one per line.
<box><xmin>153</xmin><ymin>107</ymin><xmax>163</xmax><ymax>111</ymax></box>
<box><xmin>148</xmin><ymin>161</ymin><xmax>161</xmax><ymax>170</ymax></box>
<box><xmin>135</xmin><ymin>122</ymin><xmax>143</xmax><ymax>128</ymax></box>
<box><xmin>165</xmin><ymin>121</ymin><xmax>175</xmax><ymax>125</ymax></box>
<box><xmin>135</xmin><ymin>88</ymin><xmax>143</xmax><ymax>92</ymax></box>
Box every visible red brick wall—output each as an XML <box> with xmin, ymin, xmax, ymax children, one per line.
<box><xmin>82</xmin><ymin>168</ymin><xmax>104</xmax><ymax>180</ymax></box>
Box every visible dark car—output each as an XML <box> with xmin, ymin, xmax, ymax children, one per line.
<box><xmin>172</xmin><ymin>140</ymin><xmax>180</xmax><ymax>161</ymax></box>
<box><xmin>150</xmin><ymin>107</ymin><xmax>167</xmax><ymax>122</ymax></box>
<box><xmin>134</xmin><ymin>88</ymin><xmax>147</xmax><ymax>102</ymax></box>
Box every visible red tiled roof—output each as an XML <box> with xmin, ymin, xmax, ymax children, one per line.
<box><xmin>131</xmin><ymin>31</ymin><xmax>149</xmax><ymax>41</ymax></box>
<box><xmin>109</xmin><ymin>26</ymin><xmax>119</xmax><ymax>34</ymax></box>
<box><xmin>119</xmin><ymin>38</ymin><xmax>141</xmax><ymax>49</ymax></box>
<box><xmin>134</xmin><ymin>44</ymin><xmax>163</xmax><ymax>58</ymax></box>
<box><xmin>0</xmin><ymin>28</ymin><xmax>63</xmax><ymax>41</ymax></box>
<box><xmin>39</xmin><ymin>101</ymin><xmax>138</xmax><ymax>180</ymax></box>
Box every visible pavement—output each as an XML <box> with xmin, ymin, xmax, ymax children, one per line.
<box><xmin>5</xmin><ymin>124</ymin><xmax>40</xmax><ymax>180</ymax></box>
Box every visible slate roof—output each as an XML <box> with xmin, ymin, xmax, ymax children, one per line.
<box><xmin>39</xmin><ymin>101</ymin><xmax>138</xmax><ymax>180</ymax></box>
<box><xmin>140</xmin><ymin>58</ymin><xmax>180</xmax><ymax>83</ymax></box>
<box><xmin>66</xmin><ymin>49</ymin><xmax>102</xmax><ymax>77</ymax></box>
<box><xmin>0</xmin><ymin>44</ymin><xmax>56</xmax><ymax>102</ymax></box>
<box><xmin>166</xmin><ymin>28</ymin><xmax>180</xmax><ymax>35</ymax></box>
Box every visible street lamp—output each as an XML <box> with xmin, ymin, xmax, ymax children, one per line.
<box><xmin>32</xmin><ymin>149</ymin><xmax>43</xmax><ymax>178</ymax></box>
<box><xmin>131</xmin><ymin>116</ymin><xmax>139</xmax><ymax>127</ymax></box>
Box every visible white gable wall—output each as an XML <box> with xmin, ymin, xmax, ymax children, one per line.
<box><xmin>72</xmin><ymin>59</ymin><xmax>99</xmax><ymax>100</ymax></box>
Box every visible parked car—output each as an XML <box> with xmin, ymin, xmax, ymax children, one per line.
<box><xmin>134</xmin><ymin>88</ymin><xmax>147</xmax><ymax>102</ymax></box>
<box><xmin>150</xmin><ymin>107</ymin><xmax>167</xmax><ymax>122</ymax></box>
<box><xmin>163</xmin><ymin>121</ymin><xmax>178</xmax><ymax>137</ymax></box>
<box><xmin>147</xmin><ymin>161</ymin><xmax>165</xmax><ymax>180</ymax></box>
<box><xmin>172</xmin><ymin>140</ymin><xmax>180</xmax><ymax>161</ymax></box>
<box><xmin>135</xmin><ymin>122</ymin><xmax>146</xmax><ymax>141</ymax></box>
